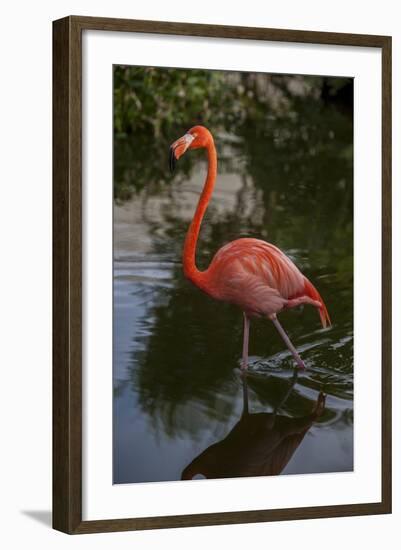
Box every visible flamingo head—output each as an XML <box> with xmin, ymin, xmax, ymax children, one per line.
<box><xmin>169</xmin><ymin>125</ymin><xmax>213</xmax><ymax>172</ymax></box>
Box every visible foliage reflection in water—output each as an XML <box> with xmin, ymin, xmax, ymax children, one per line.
<box><xmin>113</xmin><ymin>68</ymin><xmax>353</xmax><ymax>484</ymax></box>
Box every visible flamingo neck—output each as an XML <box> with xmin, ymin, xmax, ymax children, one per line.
<box><xmin>183</xmin><ymin>140</ymin><xmax>217</xmax><ymax>287</ymax></box>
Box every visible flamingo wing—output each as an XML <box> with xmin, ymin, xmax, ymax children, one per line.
<box><xmin>205</xmin><ymin>238</ymin><xmax>330</xmax><ymax>327</ymax></box>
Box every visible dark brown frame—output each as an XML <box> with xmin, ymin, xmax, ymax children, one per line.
<box><xmin>53</xmin><ymin>15</ymin><xmax>392</xmax><ymax>534</ymax></box>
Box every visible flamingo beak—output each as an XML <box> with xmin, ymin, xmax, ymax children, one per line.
<box><xmin>169</xmin><ymin>133</ymin><xmax>195</xmax><ymax>172</ymax></box>
<box><xmin>169</xmin><ymin>145</ymin><xmax>177</xmax><ymax>172</ymax></box>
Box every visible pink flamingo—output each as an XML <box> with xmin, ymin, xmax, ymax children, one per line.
<box><xmin>169</xmin><ymin>126</ymin><xmax>331</xmax><ymax>370</ymax></box>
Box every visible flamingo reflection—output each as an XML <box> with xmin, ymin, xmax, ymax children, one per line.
<box><xmin>181</xmin><ymin>374</ymin><xmax>325</xmax><ymax>480</ymax></box>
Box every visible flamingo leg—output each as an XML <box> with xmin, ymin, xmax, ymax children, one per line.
<box><xmin>270</xmin><ymin>315</ymin><xmax>306</xmax><ymax>370</ymax></box>
<box><xmin>241</xmin><ymin>313</ymin><xmax>250</xmax><ymax>370</ymax></box>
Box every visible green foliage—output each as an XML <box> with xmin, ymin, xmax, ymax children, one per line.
<box><xmin>114</xmin><ymin>66</ymin><xmax>236</xmax><ymax>137</ymax></box>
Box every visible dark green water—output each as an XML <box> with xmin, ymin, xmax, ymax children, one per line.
<box><xmin>113</xmin><ymin>119</ymin><xmax>353</xmax><ymax>484</ymax></box>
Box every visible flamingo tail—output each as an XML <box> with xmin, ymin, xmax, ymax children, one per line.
<box><xmin>303</xmin><ymin>278</ymin><xmax>331</xmax><ymax>328</ymax></box>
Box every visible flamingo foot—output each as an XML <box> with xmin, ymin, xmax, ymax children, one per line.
<box><xmin>297</xmin><ymin>358</ymin><xmax>306</xmax><ymax>370</ymax></box>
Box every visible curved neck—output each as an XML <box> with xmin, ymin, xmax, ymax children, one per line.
<box><xmin>183</xmin><ymin>140</ymin><xmax>217</xmax><ymax>285</ymax></box>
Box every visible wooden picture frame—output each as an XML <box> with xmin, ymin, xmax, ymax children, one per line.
<box><xmin>53</xmin><ymin>15</ymin><xmax>392</xmax><ymax>534</ymax></box>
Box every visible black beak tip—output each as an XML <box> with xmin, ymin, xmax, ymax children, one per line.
<box><xmin>169</xmin><ymin>146</ymin><xmax>176</xmax><ymax>173</ymax></box>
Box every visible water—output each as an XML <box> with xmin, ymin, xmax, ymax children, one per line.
<box><xmin>113</xmin><ymin>104</ymin><xmax>354</xmax><ymax>483</ymax></box>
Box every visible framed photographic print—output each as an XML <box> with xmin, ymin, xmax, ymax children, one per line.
<box><xmin>53</xmin><ymin>15</ymin><xmax>392</xmax><ymax>534</ymax></box>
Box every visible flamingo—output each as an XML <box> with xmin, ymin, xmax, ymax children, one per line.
<box><xmin>169</xmin><ymin>125</ymin><xmax>331</xmax><ymax>370</ymax></box>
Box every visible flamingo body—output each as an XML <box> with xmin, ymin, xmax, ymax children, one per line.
<box><xmin>169</xmin><ymin>125</ymin><xmax>331</xmax><ymax>370</ymax></box>
<box><xmin>198</xmin><ymin>237</ymin><xmax>330</xmax><ymax>326</ymax></box>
